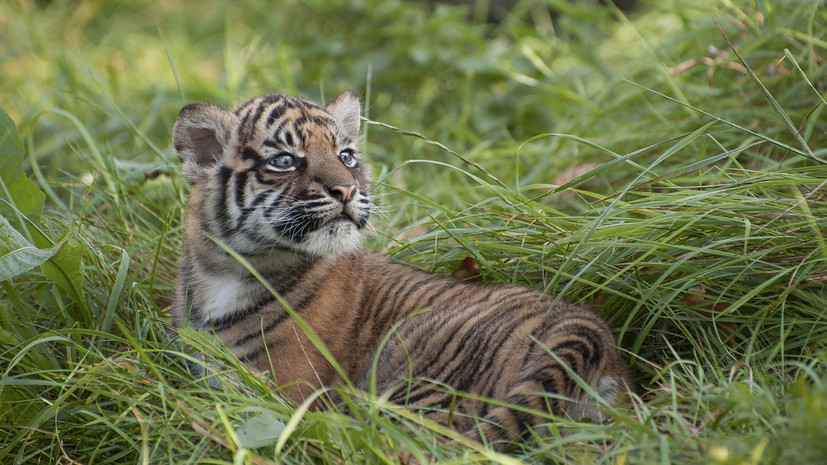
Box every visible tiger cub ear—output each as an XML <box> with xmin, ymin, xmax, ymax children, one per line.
<box><xmin>326</xmin><ymin>91</ymin><xmax>361</xmax><ymax>140</ymax></box>
<box><xmin>172</xmin><ymin>102</ymin><xmax>238</xmax><ymax>182</ymax></box>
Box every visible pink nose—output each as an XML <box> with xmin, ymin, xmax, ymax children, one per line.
<box><xmin>329</xmin><ymin>185</ymin><xmax>356</xmax><ymax>203</ymax></box>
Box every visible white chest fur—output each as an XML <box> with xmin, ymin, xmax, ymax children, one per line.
<box><xmin>194</xmin><ymin>272</ymin><xmax>260</xmax><ymax>321</ymax></box>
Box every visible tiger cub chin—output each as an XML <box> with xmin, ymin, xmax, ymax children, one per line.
<box><xmin>171</xmin><ymin>90</ymin><xmax>630</xmax><ymax>448</ymax></box>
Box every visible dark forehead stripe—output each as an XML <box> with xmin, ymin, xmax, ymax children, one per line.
<box><xmin>234</xmin><ymin>94</ymin><xmax>284</xmax><ymax>114</ymax></box>
<box><xmin>264</xmin><ymin>95</ymin><xmax>300</xmax><ymax>128</ymax></box>
<box><xmin>262</xmin><ymin>97</ymin><xmax>305</xmax><ymax>147</ymax></box>
<box><xmin>246</xmin><ymin>96</ymin><xmax>287</xmax><ymax>144</ymax></box>
<box><xmin>291</xmin><ymin>104</ymin><xmax>338</xmax><ymax>147</ymax></box>
<box><xmin>232</xmin><ymin>98</ymin><xmax>259</xmax><ymax>117</ymax></box>
<box><xmin>299</xmin><ymin>123</ymin><xmax>332</xmax><ymax>147</ymax></box>
<box><xmin>230</xmin><ymin>95</ymin><xmax>282</xmax><ymax>144</ymax></box>
<box><xmin>231</xmin><ymin>94</ymin><xmax>343</xmax><ymax>150</ymax></box>
<box><xmin>312</xmin><ymin>114</ymin><xmax>335</xmax><ymax>125</ymax></box>
<box><xmin>249</xmin><ymin>102</ymin><xmax>269</xmax><ymax>131</ymax></box>
<box><xmin>236</xmin><ymin>107</ymin><xmax>257</xmax><ymax>145</ymax></box>
<box><xmin>289</xmin><ymin>95</ymin><xmax>310</xmax><ymax>110</ymax></box>
<box><xmin>291</xmin><ymin>114</ymin><xmax>309</xmax><ymax>148</ymax></box>
<box><xmin>267</xmin><ymin>102</ymin><xmax>287</xmax><ymax>127</ymax></box>
<box><xmin>236</xmin><ymin>105</ymin><xmax>253</xmax><ymax>130</ymax></box>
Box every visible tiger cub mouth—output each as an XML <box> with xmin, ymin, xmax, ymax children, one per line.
<box><xmin>332</xmin><ymin>212</ymin><xmax>355</xmax><ymax>223</ymax></box>
<box><xmin>326</xmin><ymin>199</ymin><xmax>370</xmax><ymax>229</ymax></box>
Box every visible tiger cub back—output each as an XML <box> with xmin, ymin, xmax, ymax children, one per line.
<box><xmin>172</xmin><ymin>91</ymin><xmax>630</xmax><ymax>449</ymax></box>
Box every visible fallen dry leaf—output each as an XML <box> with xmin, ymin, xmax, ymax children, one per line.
<box><xmin>682</xmin><ymin>289</ymin><xmax>737</xmax><ymax>348</ymax></box>
<box><xmin>450</xmin><ymin>257</ymin><xmax>482</xmax><ymax>282</ymax></box>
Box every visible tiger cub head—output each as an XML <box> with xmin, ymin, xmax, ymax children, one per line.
<box><xmin>173</xmin><ymin>91</ymin><xmax>371</xmax><ymax>258</ymax></box>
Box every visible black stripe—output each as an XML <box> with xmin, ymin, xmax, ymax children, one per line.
<box><xmin>232</xmin><ymin>102</ymin><xmax>250</xmax><ymax>117</ymax></box>
<box><xmin>293</xmin><ymin>189</ymin><xmax>315</xmax><ymax>202</ymax></box>
<box><xmin>250</xmin><ymin>102</ymin><xmax>268</xmax><ymax>130</ymax></box>
<box><xmin>254</xmin><ymin>170</ymin><xmax>290</xmax><ymax>186</ymax></box>
<box><xmin>264</xmin><ymin>190</ymin><xmax>289</xmax><ymax>217</ymax></box>
<box><xmin>242</xmin><ymin>146</ymin><xmax>263</xmax><ymax>161</ymax></box>
<box><xmin>215</xmin><ymin>165</ymin><xmax>234</xmax><ymax>235</ymax></box>
<box><xmin>182</xmin><ymin>295</ymin><xmax>207</xmax><ymax>329</ymax></box>
<box><xmin>288</xmin><ymin>282</ymin><xmax>323</xmax><ymax>311</ymax></box>
<box><xmin>460</xmin><ymin>311</ymin><xmax>538</xmax><ymax>389</ymax></box>
<box><xmin>186</xmin><ymin>358</ymin><xmax>206</xmax><ymax>378</ymax></box>
<box><xmin>364</xmin><ymin>279</ymin><xmax>397</xmax><ymax>330</ymax></box>
<box><xmin>420</xmin><ymin>281</ymin><xmax>455</xmax><ymax>309</ymax></box>
<box><xmin>388</xmin><ymin>275</ymin><xmax>432</xmax><ymax>313</ymax></box>
<box><xmin>236</xmin><ymin>309</ymin><xmax>289</xmax><ymax>347</ymax></box>
<box><xmin>547</xmin><ymin>319</ymin><xmax>606</xmax><ymax>364</ymax></box>
<box><xmin>238</xmin><ymin>108</ymin><xmax>253</xmax><ymax>141</ymax></box>
<box><xmin>299</xmin><ymin>199</ymin><xmax>331</xmax><ymax>209</ymax></box>
<box><xmin>273</xmin><ymin>264</ymin><xmax>314</xmax><ymax>296</ymax></box>
<box><xmin>310</xmin><ymin>115</ymin><xmax>334</xmax><ymax>126</ymax></box>
<box><xmin>296</xmin><ymin>126</ymin><xmax>309</xmax><ymax>148</ymax></box>
<box><xmin>549</xmin><ymin>335</ymin><xmax>599</xmax><ymax>368</ymax></box>
<box><xmin>189</xmin><ymin>307</ymin><xmax>209</xmax><ymax>330</ymax></box>
<box><xmin>244</xmin><ymin>242</ymin><xmax>292</xmax><ymax>255</ymax></box>
<box><xmin>233</xmin><ymin>261</ymin><xmax>315</xmax><ymax>347</ymax></box>
<box><xmin>371</xmin><ymin>279</ymin><xmax>419</xmax><ymax>335</ymax></box>
<box><xmin>530</xmin><ymin>368</ymin><xmax>568</xmax><ymax>412</ymax></box>
<box><xmin>291</xmin><ymin>97</ymin><xmax>307</xmax><ymax>109</ymax></box>
<box><xmin>262</xmin><ymin>138</ymin><xmax>281</xmax><ymax>149</ymax></box>
<box><xmin>426</xmin><ymin>302</ymin><xmax>529</xmax><ymax>386</ymax></box>
<box><xmin>294</xmin><ymin>115</ymin><xmax>308</xmax><ymax>130</ymax></box>
<box><xmin>390</xmin><ymin>381</ymin><xmax>442</xmax><ymax>406</ymax></box>
<box><xmin>511</xmin><ymin>406</ymin><xmax>537</xmax><ymax>438</ymax></box>
<box><xmin>551</xmin><ymin>350</ymin><xmax>580</xmax><ymax>376</ymax></box>
<box><xmin>260</xmin><ymin>94</ymin><xmax>284</xmax><ymax>105</ymax></box>
<box><xmin>267</xmin><ymin>104</ymin><xmax>286</xmax><ymax>127</ymax></box>
<box><xmin>233</xmin><ymin>169</ymin><xmax>250</xmax><ymax>216</ymax></box>
<box><xmin>243</xmin><ymin>190</ymin><xmax>271</xmax><ymax>217</ymax></box>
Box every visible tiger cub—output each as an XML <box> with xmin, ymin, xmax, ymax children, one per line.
<box><xmin>171</xmin><ymin>91</ymin><xmax>630</xmax><ymax>448</ymax></box>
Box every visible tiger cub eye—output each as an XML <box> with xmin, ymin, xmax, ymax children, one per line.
<box><xmin>269</xmin><ymin>153</ymin><xmax>295</xmax><ymax>171</ymax></box>
<box><xmin>338</xmin><ymin>149</ymin><xmax>357</xmax><ymax>168</ymax></box>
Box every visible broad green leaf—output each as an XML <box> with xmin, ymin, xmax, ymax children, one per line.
<box><xmin>0</xmin><ymin>216</ymin><xmax>61</xmax><ymax>282</ymax></box>
<box><xmin>235</xmin><ymin>412</ymin><xmax>286</xmax><ymax>449</ymax></box>
<box><xmin>40</xmin><ymin>237</ymin><xmax>88</xmax><ymax>323</ymax></box>
<box><xmin>0</xmin><ymin>108</ymin><xmax>44</xmax><ymax>220</ymax></box>
<box><xmin>0</xmin><ymin>106</ymin><xmax>86</xmax><ymax>315</ymax></box>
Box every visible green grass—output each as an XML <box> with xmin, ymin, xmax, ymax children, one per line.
<box><xmin>1</xmin><ymin>0</ymin><xmax>825</xmax><ymax>463</ymax></box>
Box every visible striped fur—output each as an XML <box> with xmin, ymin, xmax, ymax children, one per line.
<box><xmin>172</xmin><ymin>91</ymin><xmax>630</xmax><ymax>449</ymax></box>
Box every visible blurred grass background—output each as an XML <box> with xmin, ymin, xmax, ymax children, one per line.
<box><xmin>0</xmin><ymin>0</ymin><xmax>825</xmax><ymax>464</ymax></box>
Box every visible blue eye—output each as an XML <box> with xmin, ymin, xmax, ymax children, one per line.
<box><xmin>269</xmin><ymin>153</ymin><xmax>295</xmax><ymax>171</ymax></box>
<box><xmin>339</xmin><ymin>149</ymin><xmax>357</xmax><ymax>168</ymax></box>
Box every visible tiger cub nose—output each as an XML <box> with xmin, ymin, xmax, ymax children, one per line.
<box><xmin>328</xmin><ymin>184</ymin><xmax>356</xmax><ymax>204</ymax></box>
